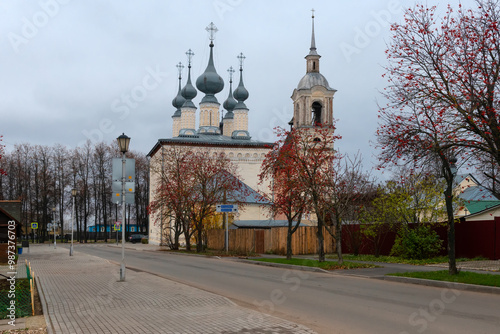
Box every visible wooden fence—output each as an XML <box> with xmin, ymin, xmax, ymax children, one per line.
<box><xmin>206</xmin><ymin>226</ymin><xmax>335</xmax><ymax>255</ymax></box>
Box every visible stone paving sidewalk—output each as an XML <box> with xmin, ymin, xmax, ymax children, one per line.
<box><xmin>20</xmin><ymin>245</ymin><xmax>316</xmax><ymax>334</ymax></box>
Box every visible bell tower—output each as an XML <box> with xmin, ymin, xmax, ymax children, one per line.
<box><xmin>291</xmin><ymin>10</ymin><xmax>336</xmax><ymax>129</ymax></box>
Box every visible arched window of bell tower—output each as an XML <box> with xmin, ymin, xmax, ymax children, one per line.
<box><xmin>312</xmin><ymin>101</ymin><xmax>322</xmax><ymax>126</ymax></box>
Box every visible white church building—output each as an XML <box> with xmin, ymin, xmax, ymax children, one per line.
<box><xmin>147</xmin><ymin>14</ymin><xmax>336</xmax><ymax>246</ymax></box>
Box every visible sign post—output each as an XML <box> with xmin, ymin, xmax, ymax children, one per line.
<box><xmin>216</xmin><ymin>204</ymin><xmax>238</xmax><ymax>253</ymax></box>
<box><xmin>114</xmin><ymin>222</ymin><xmax>121</xmax><ymax>245</ymax></box>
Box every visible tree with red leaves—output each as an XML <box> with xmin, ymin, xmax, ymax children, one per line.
<box><xmin>377</xmin><ymin>1</ymin><xmax>500</xmax><ymax>274</ymax></box>
<box><xmin>266</xmin><ymin>126</ymin><xmax>341</xmax><ymax>262</ymax></box>
<box><xmin>149</xmin><ymin>147</ymin><xmax>244</xmax><ymax>252</ymax></box>
<box><xmin>186</xmin><ymin>151</ymin><xmax>244</xmax><ymax>253</ymax></box>
<box><xmin>383</xmin><ymin>1</ymin><xmax>500</xmax><ymax>162</ymax></box>
<box><xmin>259</xmin><ymin>129</ymin><xmax>310</xmax><ymax>260</ymax></box>
<box><xmin>149</xmin><ymin>147</ymin><xmax>193</xmax><ymax>250</ymax></box>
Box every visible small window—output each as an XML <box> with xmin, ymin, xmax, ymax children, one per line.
<box><xmin>313</xmin><ymin>62</ymin><xmax>316</xmax><ymax>70</ymax></box>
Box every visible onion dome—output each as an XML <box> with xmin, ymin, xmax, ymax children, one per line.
<box><xmin>297</xmin><ymin>72</ymin><xmax>333</xmax><ymax>90</ymax></box>
<box><xmin>233</xmin><ymin>53</ymin><xmax>249</xmax><ymax>109</ymax></box>
<box><xmin>223</xmin><ymin>67</ymin><xmax>236</xmax><ymax>119</ymax></box>
<box><xmin>181</xmin><ymin>49</ymin><xmax>197</xmax><ymax>108</ymax></box>
<box><xmin>172</xmin><ymin>62</ymin><xmax>185</xmax><ymax>118</ymax></box>
<box><xmin>196</xmin><ymin>22</ymin><xmax>224</xmax><ymax>103</ymax></box>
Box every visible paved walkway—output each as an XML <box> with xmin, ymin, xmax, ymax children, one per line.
<box><xmin>19</xmin><ymin>245</ymin><xmax>316</xmax><ymax>334</ymax></box>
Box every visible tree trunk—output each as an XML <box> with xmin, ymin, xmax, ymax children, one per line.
<box><xmin>317</xmin><ymin>223</ymin><xmax>325</xmax><ymax>262</ymax></box>
<box><xmin>335</xmin><ymin>218</ymin><xmax>343</xmax><ymax>265</ymax></box>
<box><xmin>444</xmin><ymin>183</ymin><xmax>458</xmax><ymax>275</ymax></box>
<box><xmin>286</xmin><ymin>226</ymin><xmax>293</xmax><ymax>260</ymax></box>
<box><xmin>196</xmin><ymin>223</ymin><xmax>203</xmax><ymax>253</ymax></box>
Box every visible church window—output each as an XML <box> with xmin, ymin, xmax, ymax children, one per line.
<box><xmin>312</xmin><ymin>102</ymin><xmax>322</xmax><ymax>126</ymax></box>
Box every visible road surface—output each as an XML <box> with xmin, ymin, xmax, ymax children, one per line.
<box><xmin>72</xmin><ymin>244</ymin><xmax>500</xmax><ymax>334</ymax></box>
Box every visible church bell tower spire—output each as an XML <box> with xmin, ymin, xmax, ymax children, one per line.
<box><xmin>291</xmin><ymin>10</ymin><xmax>336</xmax><ymax>129</ymax></box>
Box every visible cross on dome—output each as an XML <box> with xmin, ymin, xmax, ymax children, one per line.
<box><xmin>206</xmin><ymin>22</ymin><xmax>218</xmax><ymax>42</ymax></box>
<box><xmin>176</xmin><ymin>62</ymin><xmax>184</xmax><ymax>78</ymax></box>
<box><xmin>227</xmin><ymin>66</ymin><xmax>235</xmax><ymax>81</ymax></box>
<box><xmin>237</xmin><ymin>53</ymin><xmax>246</xmax><ymax>69</ymax></box>
<box><xmin>185</xmin><ymin>49</ymin><xmax>194</xmax><ymax>66</ymax></box>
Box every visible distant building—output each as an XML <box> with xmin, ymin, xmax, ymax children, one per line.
<box><xmin>455</xmin><ymin>173</ymin><xmax>500</xmax><ymax>217</ymax></box>
<box><xmin>0</xmin><ymin>200</ymin><xmax>22</xmax><ymax>262</ymax></box>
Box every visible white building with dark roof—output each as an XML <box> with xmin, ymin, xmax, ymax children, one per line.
<box><xmin>147</xmin><ymin>14</ymin><xmax>336</xmax><ymax>246</ymax></box>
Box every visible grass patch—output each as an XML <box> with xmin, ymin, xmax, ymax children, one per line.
<box><xmin>326</xmin><ymin>254</ymin><xmax>488</xmax><ymax>266</ymax></box>
<box><xmin>388</xmin><ymin>270</ymin><xmax>500</xmax><ymax>287</ymax></box>
<box><xmin>253</xmin><ymin>258</ymin><xmax>378</xmax><ymax>270</ymax></box>
<box><xmin>0</xmin><ymin>278</ymin><xmax>32</xmax><ymax>319</ymax></box>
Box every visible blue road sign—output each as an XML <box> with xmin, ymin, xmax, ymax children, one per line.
<box><xmin>216</xmin><ymin>204</ymin><xmax>238</xmax><ymax>213</ymax></box>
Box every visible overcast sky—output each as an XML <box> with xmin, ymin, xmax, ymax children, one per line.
<box><xmin>0</xmin><ymin>0</ymin><xmax>477</xmax><ymax>175</ymax></box>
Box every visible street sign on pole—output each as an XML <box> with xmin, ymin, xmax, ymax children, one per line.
<box><xmin>31</xmin><ymin>222</ymin><xmax>38</xmax><ymax>229</ymax></box>
<box><xmin>112</xmin><ymin>158</ymin><xmax>135</xmax><ymax>182</ymax></box>
<box><xmin>216</xmin><ymin>204</ymin><xmax>238</xmax><ymax>254</ymax></box>
<box><xmin>216</xmin><ymin>204</ymin><xmax>238</xmax><ymax>213</ymax></box>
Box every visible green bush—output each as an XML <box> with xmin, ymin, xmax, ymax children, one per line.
<box><xmin>141</xmin><ymin>237</ymin><xmax>148</xmax><ymax>244</ymax></box>
<box><xmin>390</xmin><ymin>225</ymin><xmax>443</xmax><ymax>260</ymax></box>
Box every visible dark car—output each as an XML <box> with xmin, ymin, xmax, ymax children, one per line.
<box><xmin>128</xmin><ymin>234</ymin><xmax>146</xmax><ymax>244</ymax></box>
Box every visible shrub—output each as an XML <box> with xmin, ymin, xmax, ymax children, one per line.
<box><xmin>390</xmin><ymin>224</ymin><xmax>443</xmax><ymax>260</ymax></box>
<box><xmin>141</xmin><ymin>237</ymin><xmax>148</xmax><ymax>244</ymax></box>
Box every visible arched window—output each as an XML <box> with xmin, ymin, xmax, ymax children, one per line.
<box><xmin>312</xmin><ymin>102</ymin><xmax>322</xmax><ymax>126</ymax></box>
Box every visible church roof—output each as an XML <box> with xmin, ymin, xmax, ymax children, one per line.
<box><xmin>296</xmin><ymin>72</ymin><xmax>335</xmax><ymax>91</ymax></box>
<box><xmin>227</xmin><ymin>175</ymin><xmax>271</xmax><ymax>205</ymax></box>
<box><xmin>147</xmin><ymin>134</ymin><xmax>273</xmax><ymax>157</ymax></box>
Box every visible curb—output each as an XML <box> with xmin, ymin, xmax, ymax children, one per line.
<box><xmin>35</xmin><ymin>276</ymin><xmax>55</xmax><ymax>334</ymax></box>
<box><xmin>378</xmin><ymin>275</ymin><xmax>500</xmax><ymax>295</ymax></box>
<box><xmin>236</xmin><ymin>258</ymin><xmax>330</xmax><ymax>273</ymax></box>
<box><xmin>106</xmin><ymin>244</ymin><xmax>168</xmax><ymax>252</ymax></box>
<box><xmin>235</xmin><ymin>258</ymin><xmax>500</xmax><ymax>295</ymax></box>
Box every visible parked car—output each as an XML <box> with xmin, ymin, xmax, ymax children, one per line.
<box><xmin>128</xmin><ymin>234</ymin><xmax>146</xmax><ymax>244</ymax></box>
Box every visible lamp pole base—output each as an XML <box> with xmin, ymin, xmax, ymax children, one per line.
<box><xmin>69</xmin><ymin>245</ymin><xmax>73</xmax><ymax>256</ymax></box>
<box><xmin>119</xmin><ymin>263</ymin><xmax>126</xmax><ymax>281</ymax></box>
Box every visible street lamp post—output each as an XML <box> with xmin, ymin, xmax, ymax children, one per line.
<box><xmin>52</xmin><ymin>207</ymin><xmax>56</xmax><ymax>249</ymax></box>
<box><xmin>70</xmin><ymin>188</ymin><xmax>76</xmax><ymax>256</ymax></box>
<box><xmin>117</xmin><ymin>133</ymin><xmax>130</xmax><ymax>282</ymax></box>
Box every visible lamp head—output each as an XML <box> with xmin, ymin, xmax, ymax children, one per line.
<box><xmin>117</xmin><ymin>133</ymin><xmax>131</xmax><ymax>154</ymax></box>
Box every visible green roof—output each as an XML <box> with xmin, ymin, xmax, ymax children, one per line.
<box><xmin>464</xmin><ymin>200</ymin><xmax>500</xmax><ymax>214</ymax></box>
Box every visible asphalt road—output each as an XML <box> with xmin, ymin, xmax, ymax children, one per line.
<box><xmin>72</xmin><ymin>244</ymin><xmax>500</xmax><ymax>334</ymax></box>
